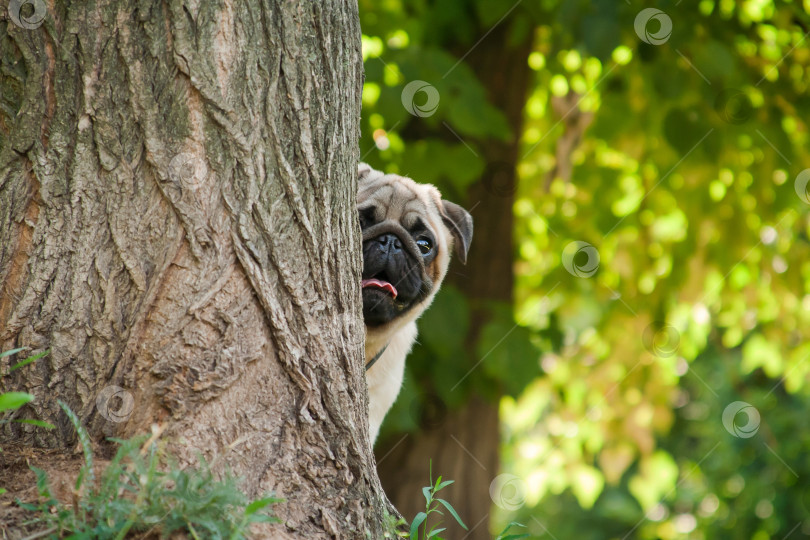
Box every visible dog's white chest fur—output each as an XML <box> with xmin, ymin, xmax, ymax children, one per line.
<box><xmin>365</xmin><ymin>322</ymin><xmax>418</xmax><ymax>443</ymax></box>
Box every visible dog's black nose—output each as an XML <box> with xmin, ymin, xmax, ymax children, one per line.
<box><xmin>376</xmin><ymin>233</ymin><xmax>402</xmax><ymax>253</ymax></box>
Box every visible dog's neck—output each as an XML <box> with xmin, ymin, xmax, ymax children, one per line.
<box><xmin>364</xmin><ymin>272</ymin><xmax>449</xmax><ymax>362</ymax></box>
<box><xmin>364</xmin><ymin>325</ymin><xmax>398</xmax><ymax>362</ymax></box>
<box><xmin>364</xmin><ymin>305</ymin><xmax>424</xmax><ymax>362</ymax></box>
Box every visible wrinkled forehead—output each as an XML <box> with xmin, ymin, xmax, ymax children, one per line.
<box><xmin>358</xmin><ymin>175</ymin><xmax>443</xmax><ymax>230</ymax></box>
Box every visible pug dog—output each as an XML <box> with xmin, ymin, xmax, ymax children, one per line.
<box><xmin>357</xmin><ymin>163</ymin><xmax>473</xmax><ymax>443</ymax></box>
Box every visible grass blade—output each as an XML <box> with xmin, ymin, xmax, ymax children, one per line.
<box><xmin>9</xmin><ymin>350</ymin><xmax>49</xmax><ymax>373</ymax></box>
<box><xmin>434</xmin><ymin>480</ymin><xmax>454</xmax><ymax>492</ymax></box>
<box><xmin>245</xmin><ymin>496</ymin><xmax>283</xmax><ymax>516</ymax></box>
<box><xmin>12</xmin><ymin>419</ymin><xmax>55</xmax><ymax>429</ymax></box>
<box><xmin>435</xmin><ymin>499</ymin><xmax>467</xmax><ymax>530</ymax></box>
<box><xmin>58</xmin><ymin>400</ymin><xmax>94</xmax><ymax>488</ymax></box>
<box><xmin>409</xmin><ymin>511</ymin><xmax>427</xmax><ymax>539</ymax></box>
<box><xmin>495</xmin><ymin>522</ymin><xmax>529</xmax><ymax>540</ymax></box>
<box><xmin>0</xmin><ymin>392</ymin><xmax>34</xmax><ymax>412</ymax></box>
<box><xmin>0</xmin><ymin>348</ymin><xmax>26</xmax><ymax>359</ymax></box>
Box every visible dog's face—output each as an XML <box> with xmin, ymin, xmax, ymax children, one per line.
<box><xmin>357</xmin><ymin>163</ymin><xmax>473</xmax><ymax>331</ymax></box>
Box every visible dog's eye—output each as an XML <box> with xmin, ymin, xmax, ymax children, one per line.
<box><xmin>416</xmin><ymin>238</ymin><xmax>433</xmax><ymax>255</ymax></box>
<box><xmin>358</xmin><ymin>206</ymin><xmax>376</xmax><ymax>228</ymax></box>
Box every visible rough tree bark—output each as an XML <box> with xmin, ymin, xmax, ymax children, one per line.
<box><xmin>377</xmin><ymin>20</ymin><xmax>534</xmax><ymax>540</ymax></box>
<box><xmin>0</xmin><ymin>1</ymin><xmax>393</xmax><ymax>537</ymax></box>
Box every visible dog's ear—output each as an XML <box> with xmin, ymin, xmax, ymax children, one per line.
<box><xmin>440</xmin><ymin>200</ymin><xmax>473</xmax><ymax>264</ymax></box>
<box><xmin>359</xmin><ymin>162</ymin><xmax>383</xmax><ymax>183</ymax></box>
<box><xmin>358</xmin><ymin>162</ymin><xmax>373</xmax><ymax>181</ymax></box>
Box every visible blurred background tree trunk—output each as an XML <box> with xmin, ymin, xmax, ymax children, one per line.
<box><xmin>377</xmin><ymin>22</ymin><xmax>533</xmax><ymax>539</ymax></box>
<box><xmin>0</xmin><ymin>1</ymin><xmax>394</xmax><ymax>536</ymax></box>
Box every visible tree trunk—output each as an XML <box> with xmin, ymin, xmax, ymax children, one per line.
<box><xmin>377</xmin><ymin>20</ymin><xmax>533</xmax><ymax>540</ymax></box>
<box><xmin>0</xmin><ymin>1</ymin><xmax>393</xmax><ymax>537</ymax></box>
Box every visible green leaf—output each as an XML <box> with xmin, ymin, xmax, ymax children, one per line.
<box><xmin>422</xmin><ymin>485</ymin><xmax>432</xmax><ymax>505</ymax></box>
<box><xmin>427</xmin><ymin>528</ymin><xmax>446</xmax><ymax>538</ymax></box>
<box><xmin>58</xmin><ymin>400</ymin><xmax>94</xmax><ymax>488</ymax></box>
<box><xmin>9</xmin><ymin>350</ymin><xmax>48</xmax><ymax>373</ymax></box>
<box><xmin>494</xmin><ymin>521</ymin><xmax>528</xmax><ymax>540</ymax></box>
<box><xmin>12</xmin><ymin>418</ymin><xmax>55</xmax><ymax>429</ymax></box>
<box><xmin>476</xmin><ymin>310</ymin><xmax>541</xmax><ymax>397</ymax></box>
<box><xmin>446</xmin><ymin>94</ymin><xmax>511</xmax><ymax>140</ymax></box>
<box><xmin>662</xmin><ymin>107</ymin><xmax>711</xmax><ymax>155</ymax></box>
<box><xmin>693</xmin><ymin>40</ymin><xmax>737</xmax><ymax>79</ymax></box>
<box><xmin>628</xmin><ymin>450</ymin><xmax>678</xmax><ymax>511</ymax></box>
<box><xmin>581</xmin><ymin>12</ymin><xmax>621</xmax><ymax>61</ymax></box>
<box><xmin>435</xmin><ymin>499</ymin><xmax>467</xmax><ymax>530</ymax></box>
<box><xmin>15</xmin><ymin>501</ymin><xmax>38</xmax><ymax>511</ymax></box>
<box><xmin>0</xmin><ymin>348</ymin><xmax>26</xmax><ymax>358</ymax></box>
<box><xmin>409</xmin><ymin>512</ymin><xmax>427</xmax><ymax>539</ymax></box>
<box><xmin>30</xmin><ymin>466</ymin><xmax>52</xmax><ymax>498</ymax></box>
<box><xmin>245</xmin><ymin>496</ymin><xmax>282</xmax><ymax>516</ymax></box>
<box><xmin>570</xmin><ymin>465</ymin><xmax>605</xmax><ymax>509</ymax></box>
<box><xmin>742</xmin><ymin>333</ymin><xmax>783</xmax><ymax>377</ymax></box>
<box><xmin>435</xmin><ymin>479</ymin><xmax>454</xmax><ymax>492</ymax></box>
<box><xmin>0</xmin><ymin>392</ymin><xmax>34</xmax><ymax>412</ymax></box>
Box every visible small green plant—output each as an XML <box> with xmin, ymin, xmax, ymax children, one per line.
<box><xmin>409</xmin><ymin>461</ymin><xmax>467</xmax><ymax>539</ymax></box>
<box><xmin>380</xmin><ymin>507</ymin><xmax>409</xmax><ymax>538</ymax></box>
<box><xmin>0</xmin><ymin>347</ymin><xmax>54</xmax><ymax>493</ymax></box>
<box><xmin>407</xmin><ymin>461</ymin><xmax>529</xmax><ymax>540</ymax></box>
<box><xmin>17</xmin><ymin>400</ymin><xmax>281</xmax><ymax>539</ymax></box>
<box><xmin>0</xmin><ymin>347</ymin><xmax>53</xmax><ymax>431</ymax></box>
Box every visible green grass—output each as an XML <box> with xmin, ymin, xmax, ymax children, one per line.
<box><xmin>0</xmin><ymin>347</ymin><xmax>55</xmax><ymax>494</ymax></box>
<box><xmin>16</xmin><ymin>400</ymin><xmax>281</xmax><ymax>539</ymax></box>
<box><xmin>0</xmin><ymin>347</ymin><xmax>280</xmax><ymax>537</ymax></box>
<box><xmin>0</xmin><ymin>347</ymin><xmax>54</xmax><ymax>434</ymax></box>
<box><xmin>3</xmin><ymin>348</ymin><xmax>518</xmax><ymax>538</ymax></box>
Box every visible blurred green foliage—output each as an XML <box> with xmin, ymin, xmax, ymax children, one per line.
<box><xmin>359</xmin><ymin>0</ymin><xmax>810</xmax><ymax>538</ymax></box>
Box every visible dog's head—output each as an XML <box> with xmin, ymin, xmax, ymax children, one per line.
<box><xmin>357</xmin><ymin>163</ymin><xmax>473</xmax><ymax>335</ymax></box>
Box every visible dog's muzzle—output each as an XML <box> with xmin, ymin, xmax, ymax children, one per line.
<box><xmin>360</xmin><ymin>223</ymin><xmax>429</xmax><ymax>326</ymax></box>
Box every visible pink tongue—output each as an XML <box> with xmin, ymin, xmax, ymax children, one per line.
<box><xmin>362</xmin><ymin>278</ymin><xmax>398</xmax><ymax>299</ymax></box>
